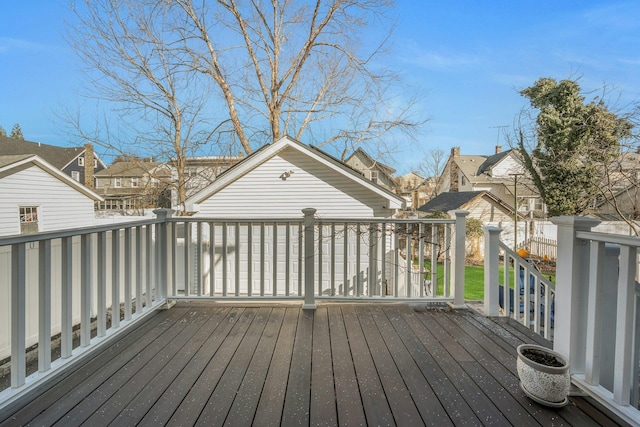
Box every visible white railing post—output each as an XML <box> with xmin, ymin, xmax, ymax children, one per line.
<box><xmin>483</xmin><ymin>226</ymin><xmax>502</xmax><ymax>316</ymax></box>
<box><xmin>550</xmin><ymin>216</ymin><xmax>600</xmax><ymax>375</ymax></box>
<box><xmin>11</xmin><ymin>243</ymin><xmax>26</xmax><ymax>388</ymax></box>
<box><xmin>154</xmin><ymin>209</ymin><xmax>174</xmax><ymax>304</ymax></box>
<box><xmin>302</xmin><ymin>208</ymin><xmax>316</xmax><ymax>309</ymax></box>
<box><xmin>450</xmin><ymin>210</ymin><xmax>468</xmax><ymax>308</ymax></box>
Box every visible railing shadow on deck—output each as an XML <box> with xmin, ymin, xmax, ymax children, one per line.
<box><xmin>0</xmin><ymin>208</ymin><xmax>470</xmax><ymax>411</ymax></box>
<box><xmin>484</xmin><ymin>217</ymin><xmax>640</xmax><ymax>426</ymax></box>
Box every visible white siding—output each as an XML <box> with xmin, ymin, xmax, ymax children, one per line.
<box><xmin>195</xmin><ymin>147</ymin><xmax>393</xmax><ymax>218</ymax></box>
<box><xmin>491</xmin><ymin>155</ymin><xmax>524</xmax><ymax>178</ymax></box>
<box><xmin>0</xmin><ymin>165</ymin><xmax>96</xmax><ymax>236</ymax></box>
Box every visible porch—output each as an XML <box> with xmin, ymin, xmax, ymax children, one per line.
<box><xmin>0</xmin><ymin>302</ymin><xmax>623</xmax><ymax>426</ymax></box>
<box><xmin>0</xmin><ymin>209</ymin><xmax>638</xmax><ymax>425</ymax></box>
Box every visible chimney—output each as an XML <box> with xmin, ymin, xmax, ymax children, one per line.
<box><xmin>84</xmin><ymin>143</ymin><xmax>95</xmax><ymax>189</ymax></box>
<box><xmin>495</xmin><ymin>145</ymin><xmax>502</xmax><ymax>154</ymax></box>
<box><xmin>451</xmin><ymin>147</ymin><xmax>460</xmax><ymax>158</ymax></box>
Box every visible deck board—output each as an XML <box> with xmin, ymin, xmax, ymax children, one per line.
<box><xmin>327</xmin><ymin>306</ymin><xmax>367</xmax><ymax>426</ymax></box>
<box><xmin>310</xmin><ymin>307</ymin><xmax>337</xmax><ymax>426</ymax></box>
<box><xmin>0</xmin><ymin>302</ymin><xmax>630</xmax><ymax>427</ymax></box>
<box><xmin>223</xmin><ymin>307</ymin><xmax>286</xmax><ymax>426</ymax></box>
<box><xmin>10</xmin><ymin>306</ymin><xmax>191</xmax><ymax>427</ymax></box>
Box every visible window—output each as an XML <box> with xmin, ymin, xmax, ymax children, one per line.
<box><xmin>93</xmin><ymin>159</ymin><xmax>97</xmax><ymax>168</ymax></box>
<box><xmin>71</xmin><ymin>171</ymin><xmax>80</xmax><ymax>181</ymax></box>
<box><xmin>19</xmin><ymin>206</ymin><xmax>39</xmax><ymax>234</ymax></box>
<box><xmin>131</xmin><ymin>177</ymin><xmax>139</xmax><ymax>188</ymax></box>
<box><xmin>370</xmin><ymin>170</ymin><xmax>378</xmax><ymax>183</ymax></box>
<box><xmin>78</xmin><ymin>157</ymin><xmax>84</xmax><ymax>166</ymax></box>
<box><xmin>114</xmin><ymin>177</ymin><xmax>122</xmax><ymax>188</ymax></box>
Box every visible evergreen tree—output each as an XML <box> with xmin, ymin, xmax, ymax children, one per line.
<box><xmin>0</xmin><ymin>126</ymin><xmax>6</xmax><ymax>137</ymax></box>
<box><xmin>9</xmin><ymin>123</ymin><xmax>24</xmax><ymax>140</ymax></box>
<box><xmin>518</xmin><ymin>78</ymin><xmax>633</xmax><ymax>216</ymax></box>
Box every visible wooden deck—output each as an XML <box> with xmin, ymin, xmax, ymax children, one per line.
<box><xmin>0</xmin><ymin>302</ymin><xmax>628</xmax><ymax>426</ymax></box>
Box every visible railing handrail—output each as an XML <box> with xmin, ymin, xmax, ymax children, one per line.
<box><xmin>498</xmin><ymin>241</ymin><xmax>555</xmax><ymax>290</ymax></box>
<box><xmin>0</xmin><ymin>218</ymin><xmax>161</xmax><ymax>246</ymax></box>
<box><xmin>576</xmin><ymin>230</ymin><xmax>640</xmax><ymax>248</ymax></box>
<box><xmin>169</xmin><ymin>216</ymin><xmax>456</xmax><ymax>225</ymax></box>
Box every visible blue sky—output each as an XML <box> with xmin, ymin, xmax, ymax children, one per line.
<box><xmin>1</xmin><ymin>1</ymin><xmax>639</xmax><ymax>173</ymax></box>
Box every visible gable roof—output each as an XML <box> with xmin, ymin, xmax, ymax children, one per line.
<box><xmin>477</xmin><ymin>150</ymin><xmax>513</xmax><ymax>174</ymax></box>
<box><xmin>0</xmin><ymin>136</ymin><xmax>105</xmax><ymax>170</ymax></box>
<box><xmin>418</xmin><ymin>191</ymin><xmax>485</xmax><ymax>213</ymax></box>
<box><xmin>417</xmin><ymin>190</ymin><xmax>520</xmax><ymax>217</ymax></box>
<box><xmin>0</xmin><ymin>154</ymin><xmax>103</xmax><ymax>201</ymax></box>
<box><xmin>186</xmin><ymin>136</ymin><xmax>405</xmax><ymax>209</ymax></box>
<box><xmin>345</xmin><ymin>147</ymin><xmax>397</xmax><ymax>174</ymax></box>
<box><xmin>96</xmin><ymin>161</ymin><xmax>170</xmax><ymax>178</ymax></box>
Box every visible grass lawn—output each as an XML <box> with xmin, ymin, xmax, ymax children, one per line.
<box><xmin>424</xmin><ymin>261</ymin><xmax>556</xmax><ymax>301</ymax></box>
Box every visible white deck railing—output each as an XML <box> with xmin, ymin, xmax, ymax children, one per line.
<box><xmin>0</xmin><ymin>208</ymin><xmax>467</xmax><ymax>409</ymax></box>
<box><xmin>483</xmin><ymin>227</ymin><xmax>555</xmax><ymax>340</ymax></box>
<box><xmin>485</xmin><ymin>217</ymin><xmax>640</xmax><ymax>425</ymax></box>
<box><xmin>0</xmin><ymin>216</ymin><xmax>168</xmax><ymax>409</ymax></box>
<box><xmin>165</xmin><ymin>209</ymin><xmax>467</xmax><ymax>305</ymax></box>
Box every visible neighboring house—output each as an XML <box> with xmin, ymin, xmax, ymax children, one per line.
<box><xmin>94</xmin><ymin>160</ymin><xmax>172</xmax><ymax>212</ymax></box>
<box><xmin>344</xmin><ymin>147</ymin><xmax>398</xmax><ymax>192</ymax></box>
<box><xmin>186</xmin><ymin>136</ymin><xmax>405</xmax><ymax>218</ymax></box>
<box><xmin>416</xmin><ymin>190</ymin><xmax>518</xmax><ymax>223</ymax></box>
<box><xmin>172</xmin><ymin>155</ymin><xmax>243</xmax><ymax>208</ymax></box>
<box><xmin>396</xmin><ymin>171</ymin><xmax>432</xmax><ymax>211</ymax></box>
<box><xmin>0</xmin><ymin>136</ymin><xmax>106</xmax><ymax>187</ymax></box>
<box><xmin>437</xmin><ymin>146</ymin><xmax>544</xmax><ymax>218</ymax></box>
<box><xmin>0</xmin><ymin>155</ymin><xmax>103</xmax><ymax>236</ymax></box>
<box><xmin>183</xmin><ymin>136</ymin><xmax>406</xmax><ymax>298</ymax></box>
<box><xmin>417</xmin><ymin>190</ymin><xmax>524</xmax><ymax>259</ymax></box>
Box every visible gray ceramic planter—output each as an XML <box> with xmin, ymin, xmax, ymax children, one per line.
<box><xmin>517</xmin><ymin>344</ymin><xmax>570</xmax><ymax>407</ymax></box>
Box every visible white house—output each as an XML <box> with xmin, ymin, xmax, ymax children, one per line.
<box><xmin>186</xmin><ymin>136</ymin><xmax>404</xmax><ymax>218</ymax></box>
<box><xmin>182</xmin><ymin>136</ymin><xmax>410</xmax><ymax>297</ymax></box>
<box><xmin>0</xmin><ymin>155</ymin><xmax>103</xmax><ymax>236</ymax></box>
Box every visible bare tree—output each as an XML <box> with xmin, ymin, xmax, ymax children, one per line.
<box><xmin>596</xmin><ymin>141</ymin><xmax>640</xmax><ymax>235</ymax></box>
<box><xmin>417</xmin><ymin>148</ymin><xmax>445</xmax><ymax>199</ymax></box>
<box><xmin>66</xmin><ymin>0</ymin><xmax>226</xmax><ymax>210</ymax></box>
<box><xmin>173</xmin><ymin>0</ymin><xmax>424</xmax><ymax>157</ymax></box>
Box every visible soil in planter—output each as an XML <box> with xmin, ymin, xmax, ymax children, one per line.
<box><xmin>522</xmin><ymin>348</ymin><xmax>564</xmax><ymax>367</ymax></box>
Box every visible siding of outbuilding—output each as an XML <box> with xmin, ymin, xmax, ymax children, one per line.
<box><xmin>0</xmin><ymin>164</ymin><xmax>97</xmax><ymax>236</ymax></box>
<box><xmin>194</xmin><ymin>147</ymin><xmax>394</xmax><ymax>218</ymax></box>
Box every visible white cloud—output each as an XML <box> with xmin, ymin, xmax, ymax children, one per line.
<box><xmin>0</xmin><ymin>37</ymin><xmax>47</xmax><ymax>54</ymax></box>
<box><xmin>400</xmin><ymin>44</ymin><xmax>481</xmax><ymax>71</ymax></box>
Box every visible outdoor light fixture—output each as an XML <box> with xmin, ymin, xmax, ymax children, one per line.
<box><xmin>280</xmin><ymin>170</ymin><xmax>294</xmax><ymax>180</ymax></box>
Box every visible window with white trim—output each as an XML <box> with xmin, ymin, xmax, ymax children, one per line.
<box><xmin>19</xmin><ymin>206</ymin><xmax>39</xmax><ymax>234</ymax></box>
<box><xmin>71</xmin><ymin>171</ymin><xmax>80</xmax><ymax>181</ymax></box>
<box><xmin>131</xmin><ymin>177</ymin><xmax>139</xmax><ymax>188</ymax></box>
<box><xmin>114</xmin><ymin>177</ymin><xmax>122</xmax><ymax>188</ymax></box>
<box><xmin>78</xmin><ymin>157</ymin><xmax>84</xmax><ymax>166</ymax></box>
<box><xmin>370</xmin><ymin>170</ymin><xmax>378</xmax><ymax>183</ymax></box>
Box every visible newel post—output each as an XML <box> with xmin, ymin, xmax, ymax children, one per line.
<box><xmin>302</xmin><ymin>208</ymin><xmax>317</xmax><ymax>310</ymax></box>
<box><xmin>154</xmin><ymin>209</ymin><xmax>174</xmax><ymax>305</ymax></box>
<box><xmin>450</xmin><ymin>210</ymin><xmax>468</xmax><ymax>308</ymax></box>
<box><xmin>551</xmin><ymin>216</ymin><xmax>600</xmax><ymax>375</ymax></box>
<box><xmin>483</xmin><ymin>226</ymin><xmax>502</xmax><ymax>316</ymax></box>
